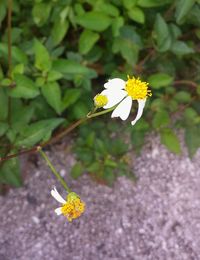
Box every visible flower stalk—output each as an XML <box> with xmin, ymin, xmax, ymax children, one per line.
<box><xmin>38</xmin><ymin>147</ymin><xmax>71</xmax><ymax>193</ymax></box>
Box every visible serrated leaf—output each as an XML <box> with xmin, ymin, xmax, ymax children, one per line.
<box><xmin>175</xmin><ymin>0</ymin><xmax>195</xmax><ymax>24</ymax></box>
<box><xmin>160</xmin><ymin>128</ymin><xmax>181</xmax><ymax>154</ymax></box>
<box><xmin>79</xmin><ymin>30</ymin><xmax>100</xmax><ymax>55</ymax></box>
<box><xmin>111</xmin><ymin>16</ymin><xmax>124</xmax><ymax>37</ymax></box>
<box><xmin>103</xmin><ymin>167</ymin><xmax>115</xmax><ymax>186</ymax></box>
<box><xmin>123</xmin><ymin>0</ymin><xmax>137</xmax><ymax>9</ymax></box>
<box><xmin>148</xmin><ymin>73</ymin><xmax>173</xmax><ymax>89</ymax></box>
<box><xmin>10</xmin><ymin>74</ymin><xmax>39</xmax><ymax>99</ymax></box>
<box><xmin>185</xmin><ymin>125</ymin><xmax>200</xmax><ymax>158</ymax></box>
<box><xmin>51</xmin><ymin>19</ymin><xmax>69</xmax><ymax>46</ymax></box>
<box><xmin>76</xmin><ymin>11</ymin><xmax>111</xmax><ymax>32</ymax></box>
<box><xmin>47</xmin><ymin>71</ymin><xmax>63</xmax><ymax>82</ymax></box>
<box><xmin>0</xmin><ymin>88</ymin><xmax>8</xmax><ymax>120</ymax></box>
<box><xmin>52</xmin><ymin>59</ymin><xmax>97</xmax><ymax>78</ymax></box>
<box><xmin>62</xmin><ymin>88</ymin><xmax>81</xmax><ymax>110</ymax></box>
<box><xmin>34</xmin><ymin>39</ymin><xmax>52</xmax><ymax>72</ymax></box>
<box><xmin>0</xmin><ymin>158</ymin><xmax>22</xmax><ymax>187</ymax></box>
<box><xmin>171</xmin><ymin>41</ymin><xmax>194</xmax><ymax>56</ymax></box>
<box><xmin>42</xmin><ymin>82</ymin><xmax>62</xmax><ymax>114</ymax></box>
<box><xmin>174</xmin><ymin>91</ymin><xmax>191</xmax><ymax>103</ymax></box>
<box><xmin>15</xmin><ymin>118</ymin><xmax>64</xmax><ymax>147</ymax></box>
<box><xmin>128</xmin><ymin>7</ymin><xmax>145</xmax><ymax>24</ymax></box>
<box><xmin>32</xmin><ymin>2</ymin><xmax>52</xmax><ymax>26</ymax></box>
<box><xmin>0</xmin><ymin>0</ymin><xmax>6</xmax><ymax>24</ymax></box>
<box><xmin>0</xmin><ymin>122</ymin><xmax>8</xmax><ymax>137</ymax></box>
<box><xmin>10</xmin><ymin>101</ymin><xmax>34</xmax><ymax>132</ymax></box>
<box><xmin>153</xmin><ymin>110</ymin><xmax>170</xmax><ymax>129</ymax></box>
<box><xmin>95</xmin><ymin>3</ymin><xmax>119</xmax><ymax>17</ymax></box>
<box><xmin>112</xmin><ymin>37</ymin><xmax>139</xmax><ymax>65</ymax></box>
<box><xmin>153</xmin><ymin>14</ymin><xmax>172</xmax><ymax>52</ymax></box>
<box><xmin>138</xmin><ymin>0</ymin><xmax>172</xmax><ymax>7</ymax></box>
<box><xmin>70</xmin><ymin>162</ymin><xmax>83</xmax><ymax>179</ymax></box>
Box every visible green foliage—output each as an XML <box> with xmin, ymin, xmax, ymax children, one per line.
<box><xmin>72</xmin><ymin>122</ymin><xmax>133</xmax><ymax>186</ymax></box>
<box><xmin>0</xmin><ymin>0</ymin><xmax>200</xmax><ymax>187</ymax></box>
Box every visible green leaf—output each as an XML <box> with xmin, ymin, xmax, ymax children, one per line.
<box><xmin>175</xmin><ymin>0</ymin><xmax>195</xmax><ymax>24</ymax></box>
<box><xmin>62</xmin><ymin>88</ymin><xmax>81</xmax><ymax>110</ymax></box>
<box><xmin>72</xmin><ymin>102</ymin><xmax>89</xmax><ymax>118</ymax></box>
<box><xmin>51</xmin><ymin>19</ymin><xmax>69</xmax><ymax>46</ymax></box>
<box><xmin>34</xmin><ymin>39</ymin><xmax>52</xmax><ymax>72</ymax></box>
<box><xmin>15</xmin><ymin>118</ymin><xmax>64</xmax><ymax>147</ymax></box>
<box><xmin>52</xmin><ymin>59</ymin><xmax>97</xmax><ymax>78</ymax></box>
<box><xmin>75</xmin><ymin>11</ymin><xmax>111</xmax><ymax>32</ymax></box>
<box><xmin>86</xmin><ymin>162</ymin><xmax>100</xmax><ymax>172</ymax></box>
<box><xmin>111</xmin><ymin>16</ymin><xmax>124</xmax><ymax>37</ymax></box>
<box><xmin>41</xmin><ymin>82</ymin><xmax>62</xmax><ymax>114</ymax></box>
<box><xmin>0</xmin><ymin>158</ymin><xmax>22</xmax><ymax>187</ymax></box>
<box><xmin>0</xmin><ymin>0</ymin><xmax>6</xmax><ymax>24</ymax></box>
<box><xmin>112</xmin><ymin>37</ymin><xmax>139</xmax><ymax>65</ymax></box>
<box><xmin>138</xmin><ymin>0</ymin><xmax>172</xmax><ymax>7</ymax></box>
<box><xmin>128</xmin><ymin>7</ymin><xmax>145</xmax><ymax>24</ymax></box>
<box><xmin>0</xmin><ymin>122</ymin><xmax>8</xmax><ymax>137</ymax></box>
<box><xmin>12</xmin><ymin>64</ymin><xmax>24</xmax><ymax>76</ymax></box>
<box><xmin>152</xmin><ymin>110</ymin><xmax>170</xmax><ymax>129</ymax></box>
<box><xmin>103</xmin><ymin>167</ymin><xmax>115</xmax><ymax>186</ymax></box>
<box><xmin>171</xmin><ymin>41</ymin><xmax>194</xmax><ymax>56</ymax></box>
<box><xmin>185</xmin><ymin>125</ymin><xmax>200</xmax><ymax>158</ymax></box>
<box><xmin>47</xmin><ymin>71</ymin><xmax>63</xmax><ymax>82</ymax></box>
<box><xmin>148</xmin><ymin>73</ymin><xmax>173</xmax><ymax>89</ymax></box>
<box><xmin>10</xmin><ymin>101</ymin><xmax>34</xmax><ymax>132</ymax></box>
<box><xmin>32</xmin><ymin>2</ymin><xmax>52</xmax><ymax>26</ymax></box>
<box><xmin>160</xmin><ymin>128</ymin><xmax>181</xmax><ymax>154</ymax></box>
<box><xmin>10</xmin><ymin>74</ymin><xmax>39</xmax><ymax>99</ymax></box>
<box><xmin>174</xmin><ymin>91</ymin><xmax>191</xmax><ymax>103</ymax></box>
<box><xmin>79</xmin><ymin>30</ymin><xmax>100</xmax><ymax>55</ymax></box>
<box><xmin>12</xmin><ymin>47</ymin><xmax>28</xmax><ymax>65</ymax></box>
<box><xmin>123</xmin><ymin>0</ymin><xmax>137</xmax><ymax>9</ymax></box>
<box><xmin>70</xmin><ymin>162</ymin><xmax>83</xmax><ymax>179</ymax></box>
<box><xmin>95</xmin><ymin>3</ymin><xmax>119</xmax><ymax>17</ymax></box>
<box><xmin>153</xmin><ymin>14</ymin><xmax>172</xmax><ymax>52</ymax></box>
<box><xmin>0</xmin><ymin>44</ymin><xmax>28</xmax><ymax>65</ymax></box>
<box><xmin>0</xmin><ymin>88</ymin><xmax>8</xmax><ymax>120</ymax></box>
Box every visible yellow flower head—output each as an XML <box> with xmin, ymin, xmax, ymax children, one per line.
<box><xmin>94</xmin><ymin>94</ymin><xmax>108</xmax><ymax>108</ymax></box>
<box><xmin>61</xmin><ymin>192</ymin><xmax>85</xmax><ymax>222</ymax></box>
<box><xmin>51</xmin><ymin>187</ymin><xmax>85</xmax><ymax>222</ymax></box>
<box><xmin>125</xmin><ymin>75</ymin><xmax>152</xmax><ymax>100</ymax></box>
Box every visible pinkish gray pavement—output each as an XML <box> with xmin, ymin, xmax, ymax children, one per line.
<box><xmin>0</xmin><ymin>133</ymin><xmax>200</xmax><ymax>260</ymax></box>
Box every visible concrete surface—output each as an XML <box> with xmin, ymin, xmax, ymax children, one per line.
<box><xmin>0</xmin><ymin>133</ymin><xmax>200</xmax><ymax>260</ymax></box>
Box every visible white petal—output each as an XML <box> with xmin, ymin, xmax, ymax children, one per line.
<box><xmin>55</xmin><ymin>207</ymin><xmax>62</xmax><ymax>215</ymax></box>
<box><xmin>104</xmin><ymin>78</ymin><xmax>126</xmax><ymax>90</ymax></box>
<box><xmin>51</xmin><ymin>187</ymin><xmax>66</xmax><ymax>204</ymax></box>
<box><xmin>111</xmin><ymin>96</ymin><xmax>132</xmax><ymax>120</ymax></box>
<box><xmin>101</xmin><ymin>89</ymin><xmax>127</xmax><ymax>109</ymax></box>
<box><xmin>131</xmin><ymin>99</ymin><xmax>146</xmax><ymax>126</ymax></box>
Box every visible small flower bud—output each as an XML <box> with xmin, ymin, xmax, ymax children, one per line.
<box><xmin>94</xmin><ymin>94</ymin><xmax>108</xmax><ymax>108</ymax></box>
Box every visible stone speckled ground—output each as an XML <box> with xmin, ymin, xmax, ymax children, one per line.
<box><xmin>0</xmin><ymin>134</ymin><xmax>200</xmax><ymax>260</ymax></box>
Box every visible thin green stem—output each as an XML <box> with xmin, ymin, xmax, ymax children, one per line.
<box><xmin>38</xmin><ymin>147</ymin><xmax>71</xmax><ymax>193</ymax></box>
<box><xmin>87</xmin><ymin>105</ymin><xmax>117</xmax><ymax>118</ymax></box>
<box><xmin>0</xmin><ymin>105</ymin><xmax>117</xmax><ymax>163</ymax></box>
<box><xmin>7</xmin><ymin>0</ymin><xmax>12</xmax><ymax>78</ymax></box>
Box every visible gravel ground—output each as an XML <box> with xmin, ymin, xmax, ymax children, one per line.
<box><xmin>0</xmin><ymin>133</ymin><xmax>200</xmax><ymax>260</ymax></box>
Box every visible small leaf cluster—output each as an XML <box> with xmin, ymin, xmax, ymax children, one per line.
<box><xmin>71</xmin><ymin>121</ymin><xmax>134</xmax><ymax>186</ymax></box>
<box><xmin>0</xmin><ymin>0</ymin><xmax>200</xmax><ymax>187</ymax></box>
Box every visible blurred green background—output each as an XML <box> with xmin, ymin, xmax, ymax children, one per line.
<box><xmin>0</xmin><ymin>0</ymin><xmax>200</xmax><ymax>188</ymax></box>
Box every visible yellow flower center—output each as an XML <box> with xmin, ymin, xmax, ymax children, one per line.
<box><xmin>125</xmin><ymin>76</ymin><xmax>152</xmax><ymax>100</ymax></box>
<box><xmin>94</xmin><ymin>94</ymin><xmax>108</xmax><ymax>108</ymax></box>
<box><xmin>61</xmin><ymin>192</ymin><xmax>85</xmax><ymax>222</ymax></box>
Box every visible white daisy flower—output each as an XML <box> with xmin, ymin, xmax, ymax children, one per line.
<box><xmin>95</xmin><ymin>76</ymin><xmax>151</xmax><ymax>125</ymax></box>
<box><xmin>51</xmin><ymin>187</ymin><xmax>85</xmax><ymax>222</ymax></box>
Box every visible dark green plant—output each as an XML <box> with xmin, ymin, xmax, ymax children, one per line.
<box><xmin>0</xmin><ymin>0</ymin><xmax>200</xmax><ymax>188</ymax></box>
